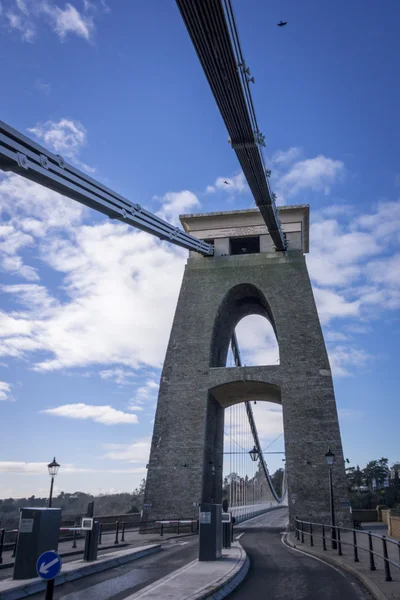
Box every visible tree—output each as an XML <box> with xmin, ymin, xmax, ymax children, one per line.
<box><xmin>346</xmin><ymin>465</ymin><xmax>364</xmax><ymax>490</ymax></box>
<box><xmin>271</xmin><ymin>469</ymin><xmax>284</xmax><ymax>497</ymax></box>
<box><xmin>363</xmin><ymin>458</ymin><xmax>389</xmax><ymax>490</ymax></box>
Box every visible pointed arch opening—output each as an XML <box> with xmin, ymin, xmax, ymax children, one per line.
<box><xmin>210</xmin><ymin>283</ymin><xmax>278</xmax><ymax>368</ymax></box>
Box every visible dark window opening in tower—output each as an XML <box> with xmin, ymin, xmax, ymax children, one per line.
<box><xmin>230</xmin><ymin>236</ymin><xmax>260</xmax><ymax>255</ymax></box>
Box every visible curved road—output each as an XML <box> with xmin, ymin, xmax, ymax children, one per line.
<box><xmin>231</xmin><ymin>509</ymin><xmax>373</xmax><ymax>600</ymax></box>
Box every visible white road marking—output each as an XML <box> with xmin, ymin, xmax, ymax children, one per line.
<box><xmin>235</xmin><ymin>533</ymin><xmax>244</xmax><ymax>540</ymax></box>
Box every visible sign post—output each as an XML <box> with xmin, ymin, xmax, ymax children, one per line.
<box><xmin>36</xmin><ymin>550</ymin><xmax>61</xmax><ymax>600</ymax></box>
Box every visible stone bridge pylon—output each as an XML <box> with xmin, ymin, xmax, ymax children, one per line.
<box><xmin>142</xmin><ymin>205</ymin><xmax>351</xmax><ymax>527</ymax></box>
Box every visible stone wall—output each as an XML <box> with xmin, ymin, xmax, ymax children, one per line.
<box><xmin>389</xmin><ymin>515</ymin><xmax>400</xmax><ymax>539</ymax></box>
<box><xmin>352</xmin><ymin>509</ymin><xmax>378</xmax><ymax>522</ymax></box>
<box><xmin>143</xmin><ymin>249</ymin><xmax>351</xmax><ymax>528</ymax></box>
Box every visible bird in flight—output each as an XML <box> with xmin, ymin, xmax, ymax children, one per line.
<box><xmin>277</xmin><ymin>21</ymin><xmax>287</xmax><ymax>27</ymax></box>
<box><xmin>224</xmin><ymin>180</ymin><xmax>230</xmax><ymax>185</ymax></box>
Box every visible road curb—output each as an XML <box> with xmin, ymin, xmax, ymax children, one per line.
<box><xmin>283</xmin><ymin>533</ymin><xmax>387</xmax><ymax>600</ymax></box>
<box><xmin>0</xmin><ymin>544</ymin><xmax>161</xmax><ymax>600</ymax></box>
<box><xmin>203</xmin><ymin>544</ymin><xmax>250</xmax><ymax>600</ymax></box>
<box><xmin>125</xmin><ymin>542</ymin><xmax>249</xmax><ymax>600</ymax></box>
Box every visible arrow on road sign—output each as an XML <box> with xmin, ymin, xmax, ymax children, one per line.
<box><xmin>39</xmin><ymin>557</ymin><xmax>59</xmax><ymax>575</ymax></box>
<box><xmin>36</xmin><ymin>550</ymin><xmax>62</xmax><ymax>581</ymax></box>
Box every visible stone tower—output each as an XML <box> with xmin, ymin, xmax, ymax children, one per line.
<box><xmin>143</xmin><ymin>205</ymin><xmax>351</xmax><ymax>527</ymax></box>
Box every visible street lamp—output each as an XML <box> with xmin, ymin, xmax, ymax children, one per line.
<box><xmin>249</xmin><ymin>445</ymin><xmax>259</xmax><ymax>462</ymax></box>
<box><xmin>325</xmin><ymin>448</ymin><xmax>337</xmax><ymax>549</ymax></box>
<box><xmin>47</xmin><ymin>457</ymin><xmax>60</xmax><ymax>508</ymax></box>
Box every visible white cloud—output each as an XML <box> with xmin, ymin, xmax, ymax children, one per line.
<box><xmin>127</xmin><ymin>403</ymin><xmax>144</xmax><ymax>411</ymax></box>
<box><xmin>155</xmin><ymin>190</ymin><xmax>200</xmax><ymax>226</ymax></box>
<box><xmin>0</xmin><ymin>173</ymin><xmax>85</xmax><ymax>232</ymax></box>
<box><xmin>41</xmin><ymin>403</ymin><xmax>139</xmax><ymax>425</ymax></box>
<box><xmin>313</xmin><ymin>287</ymin><xmax>360</xmax><ymax>324</ymax></box>
<box><xmin>0</xmin><ymin>461</ymin><xmax>145</xmax><ymax>474</ymax></box>
<box><xmin>28</xmin><ymin>118</ymin><xmax>86</xmax><ymax>159</ymax></box>
<box><xmin>234</xmin><ymin>315</ymin><xmax>279</xmax><ymax>366</ymax></box>
<box><xmin>41</xmin><ymin>2</ymin><xmax>94</xmax><ymax>41</ymax></box>
<box><xmin>99</xmin><ymin>368</ymin><xmax>136</xmax><ymax>385</ymax></box>
<box><xmin>276</xmin><ymin>155</ymin><xmax>344</xmax><ymax>203</ymax></box>
<box><xmin>329</xmin><ymin>346</ymin><xmax>371</xmax><ymax>377</ymax></box>
<box><xmin>0</xmin><ymin>181</ymin><xmax>191</xmax><ymax>371</ymax></box>
<box><xmin>206</xmin><ymin>172</ymin><xmax>247</xmax><ymax>196</ymax></box>
<box><xmin>271</xmin><ymin>147</ymin><xmax>302</xmax><ymax>166</ymax></box>
<box><xmin>324</xmin><ymin>331</ymin><xmax>348</xmax><ymax>342</ymax></box>
<box><xmin>338</xmin><ymin>408</ymin><xmax>363</xmax><ymax>421</ymax></box>
<box><xmin>0</xmin><ymin>380</ymin><xmax>13</xmax><ymax>401</ymax></box>
<box><xmin>1</xmin><ymin>0</ymin><xmax>103</xmax><ymax>42</ymax></box>
<box><xmin>103</xmin><ymin>438</ymin><xmax>151</xmax><ymax>463</ymax></box>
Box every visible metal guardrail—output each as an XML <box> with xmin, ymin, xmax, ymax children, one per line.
<box><xmin>295</xmin><ymin>518</ymin><xmax>400</xmax><ymax>583</ymax></box>
<box><xmin>0</xmin><ymin>518</ymin><xmax>199</xmax><ymax>564</ymax></box>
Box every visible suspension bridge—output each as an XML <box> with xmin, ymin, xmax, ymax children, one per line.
<box><xmin>0</xmin><ymin>0</ymin><xmax>349</xmax><ymax>528</ymax></box>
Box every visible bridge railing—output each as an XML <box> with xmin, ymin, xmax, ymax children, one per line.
<box><xmin>0</xmin><ymin>518</ymin><xmax>199</xmax><ymax>566</ymax></box>
<box><xmin>295</xmin><ymin>518</ymin><xmax>400</xmax><ymax>584</ymax></box>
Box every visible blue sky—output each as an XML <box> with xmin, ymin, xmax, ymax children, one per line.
<box><xmin>0</xmin><ymin>0</ymin><xmax>399</xmax><ymax>498</ymax></box>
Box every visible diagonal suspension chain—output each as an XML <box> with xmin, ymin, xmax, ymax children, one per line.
<box><xmin>0</xmin><ymin>120</ymin><xmax>213</xmax><ymax>257</ymax></box>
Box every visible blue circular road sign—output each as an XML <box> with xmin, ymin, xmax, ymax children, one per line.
<box><xmin>36</xmin><ymin>550</ymin><xmax>62</xmax><ymax>581</ymax></box>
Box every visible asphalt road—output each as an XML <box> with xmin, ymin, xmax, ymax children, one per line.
<box><xmin>25</xmin><ymin>537</ymin><xmax>199</xmax><ymax>600</ymax></box>
<box><xmin>230</xmin><ymin>512</ymin><xmax>374</xmax><ymax>600</ymax></box>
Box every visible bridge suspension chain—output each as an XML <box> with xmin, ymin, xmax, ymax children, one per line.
<box><xmin>176</xmin><ymin>0</ymin><xmax>287</xmax><ymax>251</ymax></box>
<box><xmin>0</xmin><ymin>120</ymin><xmax>213</xmax><ymax>256</ymax></box>
<box><xmin>224</xmin><ymin>333</ymin><xmax>285</xmax><ymax>509</ymax></box>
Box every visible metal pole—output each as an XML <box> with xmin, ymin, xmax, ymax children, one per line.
<box><xmin>121</xmin><ymin>522</ymin><xmax>125</xmax><ymax>542</ymax></box>
<box><xmin>0</xmin><ymin>529</ymin><xmax>4</xmax><ymax>564</ymax></box>
<box><xmin>337</xmin><ymin>526</ymin><xmax>342</xmax><ymax>556</ymax></box>
<box><xmin>72</xmin><ymin>530</ymin><xmax>77</xmax><ymax>549</ymax></box>
<box><xmin>12</xmin><ymin>537</ymin><xmax>17</xmax><ymax>558</ymax></box>
<box><xmin>295</xmin><ymin>517</ymin><xmax>299</xmax><ymax>540</ymax></box>
<box><xmin>45</xmin><ymin>579</ymin><xmax>55</xmax><ymax>600</ymax></box>
<box><xmin>322</xmin><ymin>525</ymin><xmax>327</xmax><ymax>551</ymax></box>
<box><xmin>114</xmin><ymin>521</ymin><xmax>119</xmax><ymax>545</ymax></box>
<box><xmin>368</xmin><ymin>532</ymin><xmax>376</xmax><ymax>571</ymax></box>
<box><xmin>382</xmin><ymin>536</ymin><xmax>392</xmax><ymax>582</ymax></box>
<box><xmin>98</xmin><ymin>523</ymin><xmax>102</xmax><ymax>545</ymax></box>
<box><xmin>301</xmin><ymin>521</ymin><xmax>304</xmax><ymax>543</ymax></box>
<box><xmin>49</xmin><ymin>476</ymin><xmax>54</xmax><ymax>508</ymax></box>
<box><xmin>353</xmin><ymin>529</ymin><xmax>359</xmax><ymax>562</ymax></box>
<box><xmin>329</xmin><ymin>468</ymin><xmax>337</xmax><ymax>550</ymax></box>
<box><xmin>309</xmin><ymin>523</ymin><xmax>314</xmax><ymax>547</ymax></box>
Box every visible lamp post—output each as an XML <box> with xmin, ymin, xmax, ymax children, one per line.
<box><xmin>47</xmin><ymin>457</ymin><xmax>60</xmax><ymax>508</ymax></box>
<box><xmin>249</xmin><ymin>445</ymin><xmax>259</xmax><ymax>462</ymax></box>
<box><xmin>325</xmin><ymin>448</ymin><xmax>337</xmax><ymax>550</ymax></box>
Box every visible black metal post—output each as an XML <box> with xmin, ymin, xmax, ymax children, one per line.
<box><xmin>301</xmin><ymin>521</ymin><xmax>304</xmax><ymax>543</ymax></box>
<box><xmin>382</xmin><ymin>536</ymin><xmax>392</xmax><ymax>582</ymax></box>
<box><xmin>49</xmin><ymin>476</ymin><xmax>54</xmax><ymax>508</ymax></box>
<box><xmin>98</xmin><ymin>523</ymin><xmax>102</xmax><ymax>545</ymax></box>
<box><xmin>114</xmin><ymin>521</ymin><xmax>119</xmax><ymax>545</ymax></box>
<box><xmin>12</xmin><ymin>537</ymin><xmax>17</xmax><ymax>558</ymax></box>
<box><xmin>160</xmin><ymin>523</ymin><xmax>164</xmax><ymax>537</ymax></box>
<box><xmin>329</xmin><ymin>468</ymin><xmax>337</xmax><ymax>550</ymax></box>
<box><xmin>309</xmin><ymin>523</ymin><xmax>314</xmax><ymax>547</ymax></box>
<box><xmin>0</xmin><ymin>528</ymin><xmax>4</xmax><ymax>564</ymax></box>
<box><xmin>72</xmin><ymin>530</ymin><xmax>77</xmax><ymax>549</ymax></box>
<box><xmin>322</xmin><ymin>525</ymin><xmax>327</xmax><ymax>551</ymax></box>
<box><xmin>398</xmin><ymin>541</ymin><xmax>400</xmax><ymax>564</ymax></box>
<box><xmin>337</xmin><ymin>526</ymin><xmax>342</xmax><ymax>556</ymax></box>
<box><xmin>353</xmin><ymin>529</ymin><xmax>359</xmax><ymax>562</ymax></box>
<box><xmin>121</xmin><ymin>522</ymin><xmax>125</xmax><ymax>542</ymax></box>
<box><xmin>295</xmin><ymin>517</ymin><xmax>299</xmax><ymax>540</ymax></box>
<box><xmin>368</xmin><ymin>532</ymin><xmax>376</xmax><ymax>571</ymax></box>
<box><xmin>45</xmin><ymin>579</ymin><xmax>55</xmax><ymax>600</ymax></box>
